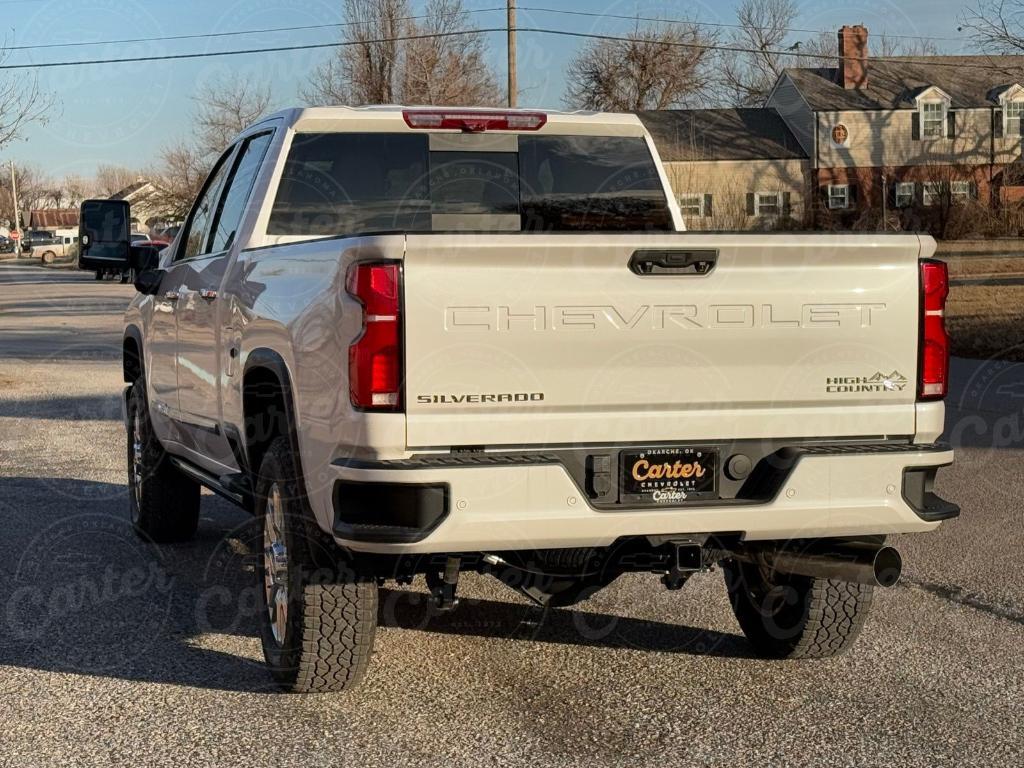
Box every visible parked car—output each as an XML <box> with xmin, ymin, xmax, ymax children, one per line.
<box><xmin>0</xmin><ymin>235</ymin><xmax>15</xmax><ymax>254</ymax></box>
<box><xmin>83</xmin><ymin>105</ymin><xmax>958</xmax><ymax>694</ymax></box>
<box><xmin>31</xmin><ymin>234</ymin><xmax>78</xmax><ymax>264</ymax></box>
<box><xmin>22</xmin><ymin>229</ymin><xmax>59</xmax><ymax>251</ymax></box>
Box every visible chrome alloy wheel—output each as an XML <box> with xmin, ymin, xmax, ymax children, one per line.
<box><xmin>263</xmin><ymin>483</ymin><xmax>290</xmax><ymax>645</ymax></box>
<box><xmin>129</xmin><ymin>406</ymin><xmax>144</xmax><ymax>521</ymax></box>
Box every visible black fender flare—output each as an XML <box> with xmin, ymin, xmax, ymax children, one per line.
<box><xmin>122</xmin><ymin>324</ymin><xmax>145</xmax><ymax>383</ymax></box>
<box><xmin>240</xmin><ymin>348</ymin><xmax>308</xmax><ymax>495</ymax></box>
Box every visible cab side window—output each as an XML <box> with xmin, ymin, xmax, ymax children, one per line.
<box><xmin>208</xmin><ymin>132</ymin><xmax>273</xmax><ymax>254</ymax></box>
<box><xmin>177</xmin><ymin>149</ymin><xmax>234</xmax><ymax>261</ymax></box>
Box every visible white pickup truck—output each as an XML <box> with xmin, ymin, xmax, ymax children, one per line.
<box><xmin>81</xmin><ymin>106</ymin><xmax>958</xmax><ymax>693</ymax></box>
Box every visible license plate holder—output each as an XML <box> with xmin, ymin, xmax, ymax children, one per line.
<box><xmin>619</xmin><ymin>447</ymin><xmax>718</xmax><ymax>504</ymax></box>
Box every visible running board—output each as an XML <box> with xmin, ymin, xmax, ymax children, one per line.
<box><xmin>168</xmin><ymin>457</ymin><xmax>253</xmax><ymax>510</ymax></box>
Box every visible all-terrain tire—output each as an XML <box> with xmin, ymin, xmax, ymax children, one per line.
<box><xmin>127</xmin><ymin>381</ymin><xmax>200</xmax><ymax>542</ymax></box>
<box><xmin>256</xmin><ymin>436</ymin><xmax>377</xmax><ymax>693</ymax></box>
<box><xmin>723</xmin><ymin>559</ymin><xmax>873</xmax><ymax>659</ymax></box>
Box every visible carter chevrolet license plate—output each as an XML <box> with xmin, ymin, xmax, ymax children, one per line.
<box><xmin>620</xmin><ymin>447</ymin><xmax>718</xmax><ymax>504</ymax></box>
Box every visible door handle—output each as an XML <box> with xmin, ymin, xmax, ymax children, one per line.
<box><xmin>629</xmin><ymin>249</ymin><xmax>718</xmax><ymax>276</ymax></box>
<box><xmin>164</xmin><ymin>290</ymin><xmax>180</xmax><ymax>301</ymax></box>
<box><xmin>199</xmin><ymin>288</ymin><xmax>218</xmax><ymax>301</ymax></box>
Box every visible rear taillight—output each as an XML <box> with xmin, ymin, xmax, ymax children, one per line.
<box><xmin>346</xmin><ymin>261</ymin><xmax>402</xmax><ymax>410</ymax></box>
<box><xmin>402</xmin><ymin>109</ymin><xmax>547</xmax><ymax>132</ymax></box>
<box><xmin>919</xmin><ymin>259</ymin><xmax>949</xmax><ymax>400</ymax></box>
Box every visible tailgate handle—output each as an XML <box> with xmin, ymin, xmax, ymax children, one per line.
<box><xmin>629</xmin><ymin>249</ymin><xmax>717</xmax><ymax>276</ymax></box>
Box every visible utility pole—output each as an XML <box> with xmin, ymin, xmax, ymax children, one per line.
<box><xmin>9</xmin><ymin>160</ymin><xmax>20</xmax><ymax>256</ymax></box>
<box><xmin>507</xmin><ymin>0</ymin><xmax>517</xmax><ymax>108</ymax></box>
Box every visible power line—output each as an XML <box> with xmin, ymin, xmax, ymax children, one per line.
<box><xmin>0</xmin><ymin>4</ymin><xmax>956</xmax><ymax>54</ymax></box>
<box><xmin>0</xmin><ymin>28</ymin><xmax>510</xmax><ymax>70</ymax></box>
<box><xmin>516</xmin><ymin>5</ymin><xmax>965</xmax><ymax>44</ymax></box>
<box><xmin>3</xmin><ymin>6</ymin><xmax>507</xmax><ymax>52</ymax></box>
<box><xmin>0</xmin><ymin>25</ymin><xmax>1010</xmax><ymax>73</ymax></box>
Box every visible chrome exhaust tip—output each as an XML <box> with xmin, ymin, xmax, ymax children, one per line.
<box><xmin>764</xmin><ymin>543</ymin><xmax>903</xmax><ymax>587</ymax></box>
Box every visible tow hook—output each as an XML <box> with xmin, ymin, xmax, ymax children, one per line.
<box><xmin>425</xmin><ymin>555</ymin><xmax>461</xmax><ymax>611</ymax></box>
<box><xmin>662</xmin><ymin>541</ymin><xmax>707</xmax><ymax>590</ymax></box>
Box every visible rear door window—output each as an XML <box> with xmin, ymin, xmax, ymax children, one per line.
<box><xmin>208</xmin><ymin>132</ymin><xmax>274</xmax><ymax>253</ymax></box>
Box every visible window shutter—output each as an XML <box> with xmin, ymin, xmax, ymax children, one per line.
<box><xmin>746</xmin><ymin>193</ymin><xmax>755</xmax><ymax>216</ymax></box>
<box><xmin>888</xmin><ymin>181</ymin><xmax>897</xmax><ymax>208</ymax></box>
<box><xmin>782</xmin><ymin>192</ymin><xmax>792</xmax><ymax>217</ymax></box>
<box><xmin>848</xmin><ymin>184</ymin><xmax>858</xmax><ymax>208</ymax></box>
<box><xmin>971</xmin><ymin>181</ymin><xmax>979</xmax><ymax>200</ymax></box>
<box><xmin>703</xmin><ymin>193</ymin><xmax>713</xmax><ymax>217</ymax></box>
<box><xmin>995</xmin><ymin>108</ymin><xmax>1004</xmax><ymax>138</ymax></box>
<box><xmin>947</xmin><ymin>110</ymin><xmax>956</xmax><ymax>139</ymax></box>
<box><xmin>912</xmin><ymin>112</ymin><xmax>921</xmax><ymax>140</ymax></box>
<box><xmin>915</xmin><ymin>182</ymin><xmax>924</xmax><ymax>206</ymax></box>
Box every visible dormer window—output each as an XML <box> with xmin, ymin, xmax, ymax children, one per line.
<box><xmin>914</xmin><ymin>87</ymin><xmax>952</xmax><ymax>141</ymax></box>
<box><xmin>1006</xmin><ymin>101</ymin><xmax>1024</xmax><ymax>135</ymax></box>
<box><xmin>921</xmin><ymin>101</ymin><xmax>947</xmax><ymax>138</ymax></box>
<box><xmin>994</xmin><ymin>83</ymin><xmax>1024</xmax><ymax>137</ymax></box>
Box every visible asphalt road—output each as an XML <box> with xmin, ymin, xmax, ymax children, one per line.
<box><xmin>1</xmin><ymin>260</ymin><xmax>1021</xmax><ymax>767</ymax></box>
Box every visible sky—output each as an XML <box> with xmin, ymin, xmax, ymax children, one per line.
<box><xmin>0</xmin><ymin>0</ymin><xmax>975</xmax><ymax>179</ymax></box>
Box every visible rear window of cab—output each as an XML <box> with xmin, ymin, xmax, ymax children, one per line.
<box><xmin>267</xmin><ymin>132</ymin><xmax>673</xmax><ymax>235</ymax></box>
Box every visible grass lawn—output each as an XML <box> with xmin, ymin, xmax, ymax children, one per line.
<box><xmin>945</xmin><ymin>256</ymin><xmax>1024</xmax><ymax>361</ymax></box>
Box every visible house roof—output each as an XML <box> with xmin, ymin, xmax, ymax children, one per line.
<box><xmin>784</xmin><ymin>56</ymin><xmax>1024</xmax><ymax>110</ymax></box>
<box><xmin>111</xmin><ymin>180</ymin><xmax>152</xmax><ymax>201</ymax></box>
<box><xmin>28</xmin><ymin>209</ymin><xmax>78</xmax><ymax>228</ymax></box>
<box><xmin>636</xmin><ymin>108</ymin><xmax>807</xmax><ymax>162</ymax></box>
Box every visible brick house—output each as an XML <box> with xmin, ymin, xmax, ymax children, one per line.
<box><xmin>767</xmin><ymin>25</ymin><xmax>1024</xmax><ymax>233</ymax></box>
<box><xmin>637</xmin><ymin>108</ymin><xmax>809</xmax><ymax>230</ymax></box>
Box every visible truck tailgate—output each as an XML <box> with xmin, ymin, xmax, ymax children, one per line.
<box><xmin>402</xmin><ymin>233</ymin><xmax>925</xmax><ymax>448</ymax></box>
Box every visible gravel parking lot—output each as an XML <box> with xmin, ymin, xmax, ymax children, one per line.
<box><xmin>0</xmin><ymin>261</ymin><xmax>1021</xmax><ymax>767</ymax></box>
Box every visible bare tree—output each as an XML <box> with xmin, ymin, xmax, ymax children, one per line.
<box><xmin>94</xmin><ymin>165</ymin><xmax>145</xmax><ymax>197</ymax></box>
<box><xmin>195</xmin><ymin>74</ymin><xmax>272</xmax><ymax>157</ymax></box>
<box><xmin>143</xmin><ymin>74</ymin><xmax>272</xmax><ymax>221</ymax></box>
<box><xmin>961</xmin><ymin>0</ymin><xmax>1024</xmax><ymax>52</ymax></box>
<box><xmin>0</xmin><ymin>49</ymin><xmax>53</xmax><ymax>151</ymax></box>
<box><xmin>563</xmin><ymin>23</ymin><xmax>717</xmax><ymax>111</ymax></box>
<box><xmin>145</xmin><ymin>141</ymin><xmax>209</xmax><ymax>221</ymax></box>
<box><xmin>301</xmin><ymin>0</ymin><xmax>499</xmax><ymax>106</ymax></box>
<box><xmin>401</xmin><ymin>0</ymin><xmax>499</xmax><ymax>105</ymax></box>
<box><xmin>302</xmin><ymin>0</ymin><xmax>409</xmax><ymax>105</ymax></box>
<box><xmin>720</xmin><ymin>0</ymin><xmax>798</xmax><ymax>106</ymax></box>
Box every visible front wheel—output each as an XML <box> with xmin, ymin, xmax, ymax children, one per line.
<box><xmin>127</xmin><ymin>381</ymin><xmax>200</xmax><ymax>542</ymax></box>
<box><xmin>723</xmin><ymin>559</ymin><xmax>873</xmax><ymax>659</ymax></box>
<box><xmin>256</xmin><ymin>436</ymin><xmax>378</xmax><ymax>693</ymax></box>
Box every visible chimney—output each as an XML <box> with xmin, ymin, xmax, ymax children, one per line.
<box><xmin>837</xmin><ymin>25</ymin><xmax>869</xmax><ymax>89</ymax></box>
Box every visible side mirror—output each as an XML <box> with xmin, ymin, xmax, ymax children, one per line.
<box><xmin>79</xmin><ymin>199</ymin><xmax>131</xmax><ymax>272</ymax></box>
<box><xmin>130</xmin><ymin>243</ymin><xmax>162</xmax><ymax>273</ymax></box>
<box><xmin>134</xmin><ymin>268</ymin><xmax>165</xmax><ymax>296</ymax></box>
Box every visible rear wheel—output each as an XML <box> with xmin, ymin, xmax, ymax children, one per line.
<box><xmin>41</xmin><ymin>250</ymin><xmax>56</xmax><ymax>264</ymax></box>
<box><xmin>127</xmin><ymin>381</ymin><xmax>200</xmax><ymax>542</ymax></box>
<box><xmin>94</xmin><ymin>271</ymin><xmax>104</xmax><ymax>281</ymax></box>
<box><xmin>256</xmin><ymin>436</ymin><xmax>377</xmax><ymax>693</ymax></box>
<box><xmin>723</xmin><ymin>559</ymin><xmax>873</xmax><ymax>659</ymax></box>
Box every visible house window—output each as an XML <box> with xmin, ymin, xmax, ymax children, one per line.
<box><xmin>951</xmin><ymin>180</ymin><xmax>973</xmax><ymax>204</ymax></box>
<box><xmin>677</xmin><ymin>193</ymin><xmax>705</xmax><ymax>217</ymax></box>
<box><xmin>923</xmin><ymin>182</ymin><xmax>944</xmax><ymax>206</ymax></box>
<box><xmin>828</xmin><ymin>184</ymin><xmax>850</xmax><ymax>210</ymax></box>
<box><xmin>921</xmin><ymin>101</ymin><xmax>946</xmax><ymax>138</ymax></box>
<box><xmin>755</xmin><ymin>192</ymin><xmax>780</xmax><ymax>216</ymax></box>
<box><xmin>1006</xmin><ymin>101</ymin><xmax>1024</xmax><ymax>136</ymax></box>
<box><xmin>895</xmin><ymin>182</ymin><xmax>915</xmax><ymax>208</ymax></box>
